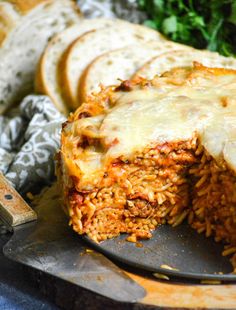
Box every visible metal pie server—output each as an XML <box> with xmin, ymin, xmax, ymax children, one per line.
<box><xmin>0</xmin><ymin>173</ymin><xmax>145</xmax><ymax>302</ymax></box>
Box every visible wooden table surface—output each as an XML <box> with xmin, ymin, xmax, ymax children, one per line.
<box><xmin>127</xmin><ymin>272</ymin><xmax>236</xmax><ymax>309</ymax></box>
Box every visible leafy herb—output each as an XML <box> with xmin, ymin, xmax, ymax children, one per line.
<box><xmin>137</xmin><ymin>0</ymin><xmax>236</xmax><ymax>57</ymax></box>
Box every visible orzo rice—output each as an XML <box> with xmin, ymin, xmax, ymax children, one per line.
<box><xmin>58</xmin><ymin>63</ymin><xmax>236</xmax><ymax>269</ymax></box>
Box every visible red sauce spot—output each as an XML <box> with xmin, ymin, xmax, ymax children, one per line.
<box><xmin>112</xmin><ymin>161</ymin><xmax>122</xmax><ymax>167</ymax></box>
<box><xmin>62</xmin><ymin>121</ymin><xmax>69</xmax><ymax>129</ymax></box>
<box><xmin>78</xmin><ymin>112</ymin><xmax>91</xmax><ymax>119</ymax></box>
<box><xmin>69</xmin><ymin>190</ymin><xmax>84</xmax><ymax>206</ymax></box>
<box><xmin>111</xmin><ymin>138</ymin><xmax>119</xmax><ymax>146</ymax></box>
<box><xmin>115</xmin><ymin>80</ymin><xmax>133</xmax><ymax>92</ymax></box>
<box><xmin>221</xmin><ymin>96</ymin><xmax>228</xmax><ymax>107</ymax></box>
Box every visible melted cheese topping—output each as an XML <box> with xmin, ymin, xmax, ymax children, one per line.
<box><xmin>62</xmin><ymin>64</ymin><xmax>236</xmax><ymax>187</ymax></box>
<box><xmin>102</xmin><ymin>86</ymin><xmax>236</xmax><ymax>160</ymax></box>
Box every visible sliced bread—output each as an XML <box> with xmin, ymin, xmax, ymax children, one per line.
<box><xmin>35</xmin><ymin>18</ymin><xmax>126</xmax><ymax>114</ymax></box>
<box><xmin>133</xmin><ymin>49</ymin><xmax>236</xmax><ymax>80</ymax></box>
<box><xmin>0</xmin><ymin>2</ymin><xmax>20</xmax><ymax>44</ymax></box>
<box><xmin>59</xmin><ymin>23</ymin><xmax>166</xmax><ymax>110</ymax></box>
<box><xmin>0</xmin><ymin>0</ymin><xmax>82</xmax><ymax>114</ymax></box>
<box><xmin>79</xmin><ymin>41</ymin><xmax>189</xmax><ymax>101</ymax></box>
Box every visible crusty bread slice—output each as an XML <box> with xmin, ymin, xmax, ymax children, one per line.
<box><xmin>0</xmin><ymin>0</ymin><xmax>81</xmax><ymax>114</ymax></box>
<box><xmin>59</xmin><ymin>24</ymin><xmax>166</xmax><ymax>110</ymax></box>
<box><xmin>35</xmin><ymin>19</ymin><xmax>126</xmax><ymax>115</ymax></box>
<box><xmin>80</xmin><ymin>41</ymin><xmax>189</xmax><ymax>102</ymax></box>
<box><xmin>133</xmin><ymin>49</ymin><xmax>236</xmax><ymax>80</ymax></box>
<box><xmin>0</xmin><ymin>2</ymin><xmax>20</xmax><ymax>43</ymax></box>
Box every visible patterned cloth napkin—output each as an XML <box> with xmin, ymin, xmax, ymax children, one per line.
<box><xmin>78</xmin><ymin>0</ymin><xmax>146</xmax><ymax>23</ymax></box>
<box><xmin>0</xmin><ymin>96</ymin><xmax>65</xmax><ymax>194</ymax></box>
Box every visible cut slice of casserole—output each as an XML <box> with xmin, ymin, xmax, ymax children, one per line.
<box><xmin>58</xmin><ymin>63</ymin><xmax>236</xmax><ymax>269</ymax></box>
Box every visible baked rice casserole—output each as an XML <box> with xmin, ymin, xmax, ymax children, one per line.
<box><xmin>57</xmin><ymin>63</ymin><xmax>236</xmax><ymax>270</ymax></box>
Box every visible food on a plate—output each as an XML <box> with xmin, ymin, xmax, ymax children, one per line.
<box><xmin>58</xmin><ymin>63</ymin><xmax>236</xmax><ymax>269</ymax></box>
<box><xmin>79</xmin><ymin>42</ymin><xmax>188</xmax><ymax>103</ymax></box>
<box><xmin>35</xmin><ymin>18</ymin><xmax>129</xmax><ymax>114</ymax></box>
<box><xmin>0</xmin><ymin>0</ymin><xmax>81</xmax><ymax>114</ymax></box>
<box><xmin>133</xmin><ymin>49</ymin><xmax>236</xmax><ymax>80</ymax></box>
<box><xmin>58</xmin><ymin>25</ymin><xmax>165</xmax><ymax>110</ymax></box>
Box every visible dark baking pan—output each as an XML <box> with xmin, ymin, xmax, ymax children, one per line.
<box><xmin>0</xmin><ymin>177</ymin><xmax>145</xmax><ymax>303</ymax></box>
<box><xmin>84</xmin><ymin>223</ymin><xmax>236</xmax><ymax>282</ymax></box>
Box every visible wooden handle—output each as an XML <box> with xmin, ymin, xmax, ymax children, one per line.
<box><xmin>0</xmin><ymin>172</ymin><xmax>37</xmax><ymax>226</ymax></box>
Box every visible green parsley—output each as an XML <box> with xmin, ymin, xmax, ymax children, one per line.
<box><xmin>137</xmin><ymin>0</ymin><xmax>236</xmax><ymax>57</ymax></box>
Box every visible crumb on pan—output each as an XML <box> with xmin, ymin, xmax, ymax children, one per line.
<box><xmin>153</xmin><ymin>273</ymin><xmax>170</xmax><ymax>280</ymax></box>
<box><xmin>160</xmin><ymin>264</ymin><xmax>179</xmax><ymax>271</ymax></box>
<box><xmin>200</xmin><ymin>280</ymin><xmax>222</xmax><ymax>285</ymax></box>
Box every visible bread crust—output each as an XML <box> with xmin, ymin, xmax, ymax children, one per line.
<box><xmin>34</xmin><ymin>32</ymin><xmax>71</xmax><ymax>115</ymax></box>
<box><xmin>0</xmin><ymin>3</ymin><xmax>17</xmax><ymax>46</ymax></box>
<box><xmin>59</xmin><ymin>30</ymin><xmax>95</xmax><ymax>110</ymax></box>
<box><xmin>4</xmin><ymin>0</ymin><xmax>80</xmax><ymax>14</ymax></box>
<box><xmin>5</xmin><ymin>0</ymin><xmax>49</xmax><ymax>14</ymax></box>
<box><xmin>78</xmin><ymin>58</ymin><xmax>93</xmax><ymax>104</ymax></box>
<box><xmin>0</xmin><ymin>29</ymin><xmax>6</xmax><ymax>46</ymax></box>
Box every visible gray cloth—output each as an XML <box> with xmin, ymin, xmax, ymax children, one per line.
<box><xmin>78</xmin><ymin>0</ymin><xmax>146</xmax><ymax>23</ymax></box>
<box><xmin>0</xmin><ymin>96</ymin><xmax>65</xmax><ymax>194</ymax></box>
